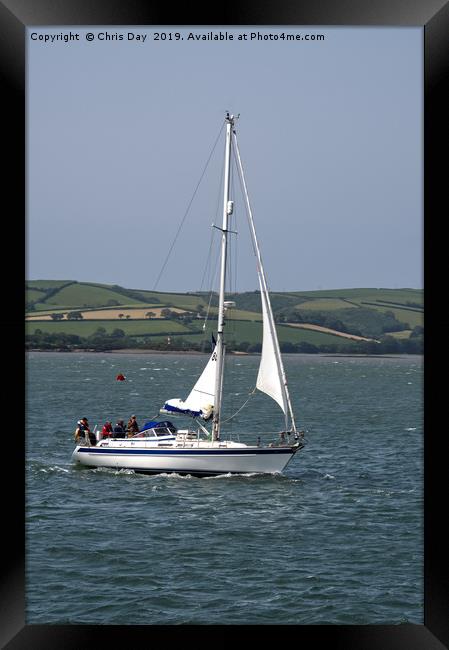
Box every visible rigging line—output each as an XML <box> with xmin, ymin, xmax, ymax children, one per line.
<box><xmin>232</xmin><ymin>132</ymin><xmax>296</xmax><ymax>433</ymax></box>
<box><xmin>232</xmin><ymin>146</ymin><xmax>258</xmax><ymax>261</ymax></box>
<box><xmin>227</xmin><ymin>161</ymin><xmax>233</xmax><ymax>294</ymax></box>
<box><xmin>152</xmin><ymin>122</ymin><xmax>225</xmax><ymax>291</ymax></box>
<box><xmin>220</xmin><ymin>386</ymin><xmax>257</xmax><ymax>425</ymax></box>
<box><xmin>198</xmin><ymin>238</ymin><xmax>221</xmax><ymax>340</ymax></box>
<box><xmin>197</xmin><ymin>229</ymin><xmax>215</xmax><ymax>348</ymax></box>
<box><xmin>198</xmin><ymin>143</ymin><xmax>224</xmax><ymax>296</ymax></box>
<box><xmin>233</xmin><ymin>188</ymin><xmax>238</xmax><ymax>301</ymax></box>
<box><xmin>227</xmin><ymin>159</ymin><xmax>237</xmax><ymax>297</ymax></box>
<box><xmin>205</xmin><ymin>251</ymin><xmax>221</xmax><ymax>323</ymax></box>
<box><xmin>199</xmin><ymin>231</ymin><xmax>217</xmax><ymax>335</ymax></box>
<box><xmin>199</xmin><ymin>226</ymin><xmax>216</xmax><ymax>293</ymax></box>
<box><xmin>203</xmin><ymin>141</ymin><xmax>226</xmax><ymax>326</ymax></box>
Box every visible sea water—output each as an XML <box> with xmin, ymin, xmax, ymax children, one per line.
<box><xmin>26</xmin><ymin>352</ymin><xmax>423</xmax><ymax>625</ymax></box>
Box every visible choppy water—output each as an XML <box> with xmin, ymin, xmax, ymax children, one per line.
<box><xmin>26</xmin><ymin>352</ymin><xmax>423</xmax><ymax>625</ymax></box>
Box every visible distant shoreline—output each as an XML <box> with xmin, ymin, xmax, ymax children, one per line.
<box><xmin>26</xmin><ymin>349</ymin><xmax>423</xmax><ymax>359</ymax></box>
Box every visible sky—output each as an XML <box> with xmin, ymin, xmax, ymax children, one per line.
<box><xmin>27</xmin><ymin>26</ymin><xmax>423</xmax><ymax>293</ymax></box>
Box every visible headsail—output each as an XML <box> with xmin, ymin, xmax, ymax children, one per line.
<box><xmin>256</xmin><ymin>275</ymin><xmax>288</xmax><ymax>414</ymax></box>
<box><xmin>232</xmin><ymin>129</ymin><xmax>297</xmax><ymax>432</ymax></box>
<box><xmin>161</xmin><ymin>345</ymin><xmax>217</xmax><ymax>420</ymax></box>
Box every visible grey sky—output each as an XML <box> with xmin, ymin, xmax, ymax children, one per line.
<box><xmin>27</xmin><ymin>26</ymin><xmax>422</xmax><ymax>292</ymax></box>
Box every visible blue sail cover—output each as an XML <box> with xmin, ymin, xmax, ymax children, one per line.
<box><xmin>140</xmin><ymin>420</ymin><xmax>176</xmax><ymax>432</ymax></box>
<box><xmin>162</xmin><ymin>402</ymin><xmax>204</xmax><ymax>418</ymax></box>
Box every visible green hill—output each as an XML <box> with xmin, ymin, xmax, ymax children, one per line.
<box><xmin>25</xmin><ymin>280</ymin><xmax>423</xmax><ymax>354</ymax></box>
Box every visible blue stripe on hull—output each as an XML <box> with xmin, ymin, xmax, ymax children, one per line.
<box><xmin>77</xmin><ymin>447</ymin><xmax>294</xmax><ymax>456</ymax></box>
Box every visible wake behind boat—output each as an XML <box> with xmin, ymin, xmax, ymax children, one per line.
<box><xmin>72</xmin><ymin>113</ymin><xmax>305</xmax><ymax>476</ymax></box>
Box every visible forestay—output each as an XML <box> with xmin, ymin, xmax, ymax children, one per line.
<box><xmin>232</xmin><ymin>129</ymin><xmax>296</xmax><ymax>432</ymax></box>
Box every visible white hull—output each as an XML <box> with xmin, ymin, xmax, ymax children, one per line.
<box><xmin>72</xmin><ymin>440</ymin><xmax>300</xmax><ymax>476</ymax></box>
<box><xmin>70</xmin><ymin>116</ymin><xmax>306</xmax><ymax>479</ymax></box>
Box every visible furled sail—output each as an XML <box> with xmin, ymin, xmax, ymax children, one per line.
<box><xmin>256</xmin><ymin>275</ymin><xmax>288</xmax><ymax>414</ymax></box>
<box><xmin>161</xmin><ymin>345</ymin><xmax>217</xmax><ymax>420</ymax></box>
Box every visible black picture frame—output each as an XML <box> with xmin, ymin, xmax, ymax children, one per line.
<box><xmin>3</xmin><ymin>1</ymin><xmax>447</xmax><ymax>647</ymax></box>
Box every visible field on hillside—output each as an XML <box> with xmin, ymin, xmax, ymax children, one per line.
<box><xmin>132</xmin><ymin>291</ymin><xmax>208</xmax><ymax>310</ymax></box>
<box><xmin>26</xmin><ymin>318</ymin><xmax>356</xmax><ymax>346</ymax></box>
<box><xmin>26</xmin><ymin>280</ymin><xmax>423</xmax><ymax>348</ymax></box>
<box><xmin>27</xmin><ymin>280</ymin><xmax>72</xmax><ymax>290</ymax></box>
<box><xmin>26</xmin><ymin>306</ymin><xmax>183</xmax><ymax>321</ymax></box>
<box><xmin>27</xmin><ymin>306</ymin><xmax>262</xmax><ymax>323</ymax></box>
<box><xmin>357</xmin><ymin>304</ymin><xmax>423</xmax><ymax>329</ymax></box>
<box><xmin>174</xmin><ymin>320</ymin><xmax>357</xmax><ymax>347</ymax></box>
<box><xmin>26</xmin><ymin>319</ymin><xmax>194</xmax><ymax>337</ymax></box>
<box><xmin>26</xmin><ymin>289</ymin><xmax>47</xmax><ymax>303</ymax></box>
<box><xmin>43</xmin><ymin>283</ymin><xmax>144</xmax><ymax>308</ymax></box>
<box><xmin>295</xmin><ymin>298</ymin><xmax>357</xmax><ymax>311</ymax></box>
<box><xmin>289</xmin><ymin>288</ymin><xmax>423</xmax><ymax>304</ymax></box>
<box><xmin>286</xmin><ymin>323</ymin><xmax>376</xmax><ymax>342</ymax></box>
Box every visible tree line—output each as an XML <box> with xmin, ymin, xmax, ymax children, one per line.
<box><xmin>275</xmin><ymin>307</ymin><xmax>412</xmax><ymax>338</ymax></box>
<box><xmin>26</xmin><ymin>327</ymin><xmax>423</xmax><ymax>355</ymax></box>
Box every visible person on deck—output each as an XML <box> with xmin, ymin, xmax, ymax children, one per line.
<box><xmin>127</xmin><ymin>415</ymin><xmax>139</xmax><ymax>437</ymax></box>
<box><xmin>113</xmin><ymin>420</ymin><xmax>125</xmax><ymax>436</ymax></box>
<box><xmin>102</xmin><ymin>421</ymin><xmax>113</xmax><ymax>438</ymax></box>
<box><xmin>75</xmin><ymin>417</ymin><xmax>96</xmax><ymax>446</ymax></box>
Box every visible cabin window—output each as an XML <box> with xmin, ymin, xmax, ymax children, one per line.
<box><xmin>155</xmin><ymin>428</ymin><xmax>173</xmax><ymax>437</ymax></box>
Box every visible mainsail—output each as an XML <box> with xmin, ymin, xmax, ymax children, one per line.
<box><xmin>161</xmin><ymin>345</ymin><xmax>217</xmax><ymax>420</ymax></box>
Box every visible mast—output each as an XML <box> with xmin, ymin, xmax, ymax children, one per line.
<box><xmin>232</xmin><ymin>128</ymin><xmax>297</xmax><ymax>433</ymax></box>
<box><xmin>212</xmin><ymin>112</ymin><xmax>234</xmax><ymax>441</ymax></box>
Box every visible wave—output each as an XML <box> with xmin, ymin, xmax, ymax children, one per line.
<box><xmin>27</xmin><ymin>460</ymin><xmax>71</xmax><ymax>474</ymax></box>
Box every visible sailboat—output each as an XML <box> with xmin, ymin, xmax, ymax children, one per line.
<box><xmin>71</xmin><ymin>113</ymin><xmax>305</xmax><ymax>476</ymax></box>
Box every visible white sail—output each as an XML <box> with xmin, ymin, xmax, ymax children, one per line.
<box><xmin>232</xmin><ymin>129</ymin><xmax>296</xmax><ymax>431</ymax></box>
<box><xmin>161</xmin><ymin>345</ymin><xmax>217</xmax><ymax>419</ymax></box>
<box><xmin>72</xmin><ymin>114</ymin><xmax>304</xmax><ymax>478</ymax></box>
<box><xmin>256</xmin><ymin>277</ymin><xmax>288</xmax><ymax>414</ymax></box>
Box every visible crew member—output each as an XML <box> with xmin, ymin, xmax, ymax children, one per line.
<box><xmin>102</xmin><ymin>421</ymin><xmax>113</xmax><ymax>438</ymax></box>
<box><xmin>74</xmin><ymin>417</ymin><xmax>96</xmax><ymax>446</ymax></box>
<box><xmin>127</xmin><ymin>415</ymin><xmax>139</xmax><ymax>437</ymax></box>
<box><xmin>113</xmin><ymin>420</ymin><xmax>125</xmax><ymax>436</ymax></box>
